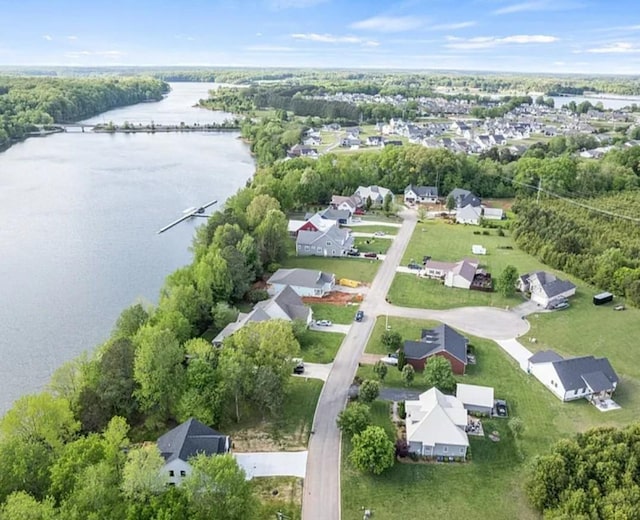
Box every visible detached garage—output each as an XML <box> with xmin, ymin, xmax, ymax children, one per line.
<box><xmin>456</xmin><ymin>383</ymin><xmax>494</xmax><ymax>415</ymax></box>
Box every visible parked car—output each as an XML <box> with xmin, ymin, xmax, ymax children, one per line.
<box><xmin>494</xmin><ymin>399</ymin><xmax>508</xmax><ymax>417</ymax></box>
<box><xmin>355</xmin><ymin>310</ymin><xmax>364</xmax><ymax>322</ymax></box>
<box><xmin>550</xmin><ymin>301</ymin><xmax>570</xmax><ymax>311</ymax></box>
<box><xmin>316</xmin><ymin>319</ymin><xmax>332</xmax><ymax>327</ymax></box>
<box><xmin>614</xmin><ymin>304</ymin><xmax>626</xmax><ymax>311</ymax></box>
<box><xmin>373</xmin><ymin>231</ymin><xmax>386</xmax><ymax>236</ymax></box>
<box><xmin>363</xmin><ymin>252</ymin><xmax>378</xmax><ymax>259</ymax></box>
<box><xmin>354</xmin><ymin>208</ymin><xmax>366</xmax><ymax>215</ymax></box>
<box><xmin>380</xmin><ymin>356</ymin><xmax>398</xmax><ymax>366</ymax></box>
<box><xmin>347</xmin><ymin>250</ymin><xmax>360</xmax><ymax>257</ymax></box>
<box><xmin>293</xmin><ymin>360</ymin><xmax>305</xmax><ymax>374</ymax></box>
<box><xmin>407</xmin><ymin>262</ymin><xmax>421</xmax><ymax>270</ymax></box>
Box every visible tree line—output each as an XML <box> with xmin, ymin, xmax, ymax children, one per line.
<box><xmin>512</xmin><ymin>192</ymin><xmax>640</xmax><ymax>305</ymax></box>
<box><xmin>0</xmin><ymin>76</ymin><xmax>168</xmax><ymax>147</ymax></box>
<box><xmin>526</xmin><ymin>424</ymin><xmax>640</xmax><ymax>518</ymax></box>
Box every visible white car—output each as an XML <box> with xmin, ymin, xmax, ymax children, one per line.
<box><xmin>316</xmin><ymin>320</ymin><xmax>332</xmax><ymax>327</ymax></box>
<box><xmin>373</xmin><ymin>231</ymin><xmax>386</xmax><ymax>236</ymax></box>
<box><xmin>380</xmin><ymin>356</ymin><xmax>398</xmax><ymax>366</ymax></box>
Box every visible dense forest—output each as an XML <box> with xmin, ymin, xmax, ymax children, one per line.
<box><xmin>512</xmin><ymin>192</ymin><xmax>640</xmax><ymax>305</ymax></box>
<box><xmin>526</xmin><ymin>424</ymin><xmax>640</xmax><ymax>518</ymax></box>
<box><xmin>0</xmin><ymin>76</ymin><xmax>168</xmax><ymax>147</ymax></box>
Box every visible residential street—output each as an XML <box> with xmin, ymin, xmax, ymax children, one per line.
<box><xmin>301</xmin><ymin>208</ymin><xmax>417</xmax><ymax>520</ymax></box>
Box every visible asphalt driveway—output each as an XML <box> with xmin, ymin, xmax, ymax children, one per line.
<box><xmin>310</xmin><ymin>323</ymin><xmax>351</xmax><ymax>334</ymax></box>
<box><xmin>379</xmin><ymin>387</ymin><xmax>420</xmax><ymax>401</ymax></box>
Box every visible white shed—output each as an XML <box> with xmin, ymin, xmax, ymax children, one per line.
<box><xmin>456</xmin><ymin>383</ymin><xmax>494</xmax><ymax>415</ymax></box>
<box><xmin>472</xmin><ymin>245</ymin><xmax>487</xmax><ymax>255</ymax></box>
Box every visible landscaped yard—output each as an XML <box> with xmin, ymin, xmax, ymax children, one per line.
<box><xmin>310</xmin><ymin>303</ymin><xmax>359</xmax><ymax>324</ymax></box>
<box><xmin>354</xmin><ymin>237</ymin><xmax>392</xmax><ymax>254</ymax></box>
<box><xmin>226</xmin><ymin>378</ymin><xmax>322</xmax><ymax>452</ymax></box>
<box><xmin>298</xmin><ymin>329</ymin><xmax>344</xmax><ymax>364</ymax></box>
<box><xmin>280</xmin><ymin>254</ymin><xmax>380</xmax><ymax>284</ymax></box>
<box><xmin>345</xmin><ymin>314</ymin><xmax>635</xmax><ymax>519</ymax></box>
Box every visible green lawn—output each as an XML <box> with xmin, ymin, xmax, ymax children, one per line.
<box><xmin>225</xmin><ymin>378</ymin><xmax>322</xmax><ymax>451</ymax></box>
<box><xmin>346</xmin><ymin>225</ymin><xmax>398</xmax><ymax>235</ymax></box>
<box><xmin>298</xmin><ymin>329</ymin><xmax>344</xmax><ymax>363</ymax></box>
<box><xmin>280</xmin><ymin>255</ymin><xmax>380</xmax><ymax>284</ymax></box>
<box><xmin>254</xmin><ymin>477</ymin><xmax>302</xmax><ymax>520</ymax></box>
<box><xmin>310</xmin><ymin>303</ymin><xmax>359</xmax><ymax>324</ymax></box>
<box><xmin>344</xmin><ymin>315</ymin><xmax>632</xmax><ymax>519</ymax></box>
<box><xmin>388</xmin><ymin>273</ymin><xmax>522</xmax><ymax>309</ymax></box>
<box><xmin>354</xmin><ymin>237</ymin><xmax>392</xmax><ymax>254</ymax></box>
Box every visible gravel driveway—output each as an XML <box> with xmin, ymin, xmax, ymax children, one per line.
<box><xmin>235</xmin><ymin>451</ymin><xmax>307</xmax><ymax>479</ymax></box>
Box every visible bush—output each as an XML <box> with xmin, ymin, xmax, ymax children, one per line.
<box><xmin>359</xmin><ymin>380</ymin><xmax>380</xmax><ymax>403</ymax></box>
<box><xmin>482</xmin><ymin>230</ymin><xmax>490</xmax><ymax>235</ymax></box>
<box><xmin>395</xmin><ymin>440</ymin><xmax>409</xmax><ymax>458</ymax></box>
<box><xmin>497</xmin><ymin>228</ymin><xmax>505</xmax><ymax>237</ymax></box>
<box><xmin>397</xmin><ymin>401</ymin><xmax>406</xmax><ymax>419</ymax></box>
<box><xmin>247</xmin><ymin>288</ymin><xmax>269</xmax><ymax>303</ymax></box>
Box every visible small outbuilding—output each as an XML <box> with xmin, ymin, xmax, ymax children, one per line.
<box><xmin>456</xmin><ymin>383</ymin><xmax>495</xmax><ymax>415</ymax></box>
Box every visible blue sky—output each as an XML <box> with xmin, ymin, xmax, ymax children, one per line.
<box><xmin>1</xmin><ymin>0</ymin><xmax>639</xmax><ymax>73</ymax></box>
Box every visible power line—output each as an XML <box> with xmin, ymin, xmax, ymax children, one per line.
<box><xmin>498</xmin><ymin>174</ymin><xmax>640</xmax><ymax>224</ymax></box>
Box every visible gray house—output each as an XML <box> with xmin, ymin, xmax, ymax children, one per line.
<box><xmin>449</xmin><ymin>188</ymin><xmax>481</xmax><ymax>209</ymax></box>
<box><xmin>296</xmin><ymin>226</ymin><xmax>354</xmax><ymax>257</ymax></box>
<box><xmin>404</xmin><ymin>185</ymin><xmax>439</xmax><ymax>204</ymax></box>
<box><xmin>267</xmin><ymin>268</ymin><xmax>335</xmax><ymax>297</ymax></box>
<box><xmin>405</xmin><ymin>387</ymin><xmax>469</xmax><ymax>460</ymax></box>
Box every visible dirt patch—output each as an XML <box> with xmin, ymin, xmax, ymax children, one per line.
<box><xmin>253</xmin><ymin>476</ymin><xmax>303</xmax><ymax>507</ymax></box>
<box><xmin>359</xmin><ymin>353</ymin><xmax>382</xmax><ymax>365</ymax></box>
<box><xmin>232</xmin><ymin>425</ymin><xmax>308</xmax><ymax>453</ymax></box>
<box><xmin>303</xmin><ymin>291</ymin><xmax>363</xmax><ymax>305</ymax></box>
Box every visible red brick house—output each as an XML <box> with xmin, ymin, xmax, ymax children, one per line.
<box><xmin>403</xmin><ymin>324</ymin><xmax>468</xmax><ymax>375</ymax></box>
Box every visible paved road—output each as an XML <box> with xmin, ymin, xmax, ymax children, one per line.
<box><xmin>301</xmin><ymin>208</ymin><xmax>417</xmax><ymax>520</ymax></box>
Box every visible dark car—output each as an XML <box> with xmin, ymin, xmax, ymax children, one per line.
<box><xmin>494</xmin><ymin>400</ymin><xmax>508</xmax><ymax>417</ymax></box>
<box><xmin>293</xmin><ymin>360</ymin><xmax>305</xmax><ymax>374</ymax></box>
<box><xmin>347</xmin><ymin>249</ymin><xmax>360</xmax><ymax>257</ymax></box>
<box><xmin>363</xmin><ymin>252</ymin><xmax>378</xmax><ymax>259</ymax></box>
<box><xmin>355</xmin><ymin>310</ymin><xmax>364</xmax><ymax>322</ymax></box>
<box><xmin>408</xmin><ymin>262</ymin><xmax>421</xmax><ymax>270</ymax></box>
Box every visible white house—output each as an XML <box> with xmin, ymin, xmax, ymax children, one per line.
<box><xmin>267</xmin><ymin>268</ymin><xmax>335</xmax><ymax>297</ymax></box>
<box><xmin>444</xmin><ymin>259</ymin><xmax>479</xmax><ymax>290</ymax></box>
<box><xmin>157</xmin><ymin>418</ymin><xmax>231</xmax><ymax>486</ymax></box>
<box><xmin>404</xmin><ymin>185</ymin><xmax>439</xmax><ymax>204</ymax></box>
<box><xmin>527</xmin><ymin>351</ymin><xmax>619</xmax><ymax>402</ymax></box>
<box><xmin>456</xmin><ymin>205</ymin><xmax>482</xmax><ymax>225</ymax></box>
<box><xmin>518</xmin><ymin>271</ymin><xmax>577</xmax><ymax>308</ymax></box>
<box><xmin>330</xmin><ymin>195</ymin><xmax>361</xmax><ymax>213</ymax></box>
<box><xmin>405</xmin><ymin>388</ymin><xmax>469</xmax><ymax>460</ymax></box>
<box><xmin>354</xmin><ymin>185</ymin><xmax>392</xmax><ymax>206</ymax></box>
<box><xmin>456</xmin><ymin>383</ymin><xmax>494</xmax><ymax>416</ymax></box>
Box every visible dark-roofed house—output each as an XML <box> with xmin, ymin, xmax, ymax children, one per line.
<box><xmin>420</xmin><ymin>258</ymin><xmax>479</xmax><ymax>290</ymax></box>
<box><xmin>354</xmin><ymin>185</ymin><xmax>392</xmax><ymax>206</ymax></box>
<box><xmin>404</xmin><ymin>185</ymin><xmax>439</xmax><ymax>204</ymax></box>
<box><xmin>157</xmin><ymin>418</ymin><xmax>230</xmax><ymax>485</ymax></box>
<box><xmin>528</xmin><ymin>351</ymin><xmax>619</xmax><ymax>402</ymax></box>
<box><xmin>212</xmin><ymin>285</ymin><xmax>313</xmax><ymax>346</ymax></box>
<box><xmin>518</xmin><ymin>271</ymin><xmax>577</xmax><ymax>308</ymax></box>
<box><xmin>449</xmin><ymin>188</ymin><xmax>481</xmax><ymax>209</ymax></box>
<box><xmin>296</xmin><ymin>226</ymin><xmax>354</xmax><ymax>257</ymax></box>
<box><xmin>403</xmin><ymin>324</ymin><xmax>469</xmax><ymax>374</ymax></box>
<box><xmin>320</xmin><ymin>207</ymin><xmax>351</xmax><ymax>225</ymax></box>
<box><xmin>267</xmin><ymin>268</ymin><xmax>335</xmax><ymax>297</ymax></box>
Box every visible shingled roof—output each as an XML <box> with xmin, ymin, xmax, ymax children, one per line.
<box><xmin>404</xmin><ymin>324</ymin><xmax>468</xmax><ymax>365</ymax></box>
<box><xmin>157</xmin><ymin>418</ymin><xmax>229</xmax><ymax>463</ymax></box>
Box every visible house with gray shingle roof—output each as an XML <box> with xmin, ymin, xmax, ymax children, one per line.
<box><xmin>517</xmin><ymin>271</ymin><xmax>577</xmax><ymax>308</ymax></box>
<box><xmin>212</xmin><ymin>285</ymin><xmax>312</xmax><ymax>346</ymax></box>
<box><xmin>528</xmin><ymin>351</ymin><xmax>619</xmax><ymax>402</ymax></box>
<box><xmin>267</xmin><ymin>268</ymin><xmax>335</xmax><ymax>297</ymax></box>
<box><xmin>403</xmin><ymin>324</ymin><xmax>469</xmax><ymax>374</ymax></box>
<box><xmin>404</xmin><ymin>185</ymin><xmax>439</xmax><ymax>204</ymax></box>
<box><xmin>296</xmin><ymin>226</ymin><xmax>354</xmax><ymax>257</ymax></box>
<box><xmin>157</xmin><ymin>418</ymin><xmax>230</xmax><ymax>485</ymax></box>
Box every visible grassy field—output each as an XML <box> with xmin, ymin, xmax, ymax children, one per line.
<box><xmin>226</xmin><ymin>378</ymin><xmax>322</xmax><ymax>451</ymax></box>
<box><xmin>280</xmin><ymin>255</ymin><xmax>380</xmax><ymax>284</ymax></box>
<box><xmin>298</xmin><ymin>329</ymin><xmax>344</xmax><ymax>363</ymax></box>
<box><xmin>344</xmin><ymin>315</ymin><xmax>634</xmax><ymax>519</ymax></box>
<box><xmin>354</xmin><ymin>237</ymin><xmax>392</xmax><ymax>254</ymax></box>
<box><xmin>346</xmin><ymin>225</ymin><xmax>398</xmax><ymax>235</ymax></box>
<box><xmin>310</xmin><ymin>303</ymin><xmax>359</xmax><ymax>324</ymax></box>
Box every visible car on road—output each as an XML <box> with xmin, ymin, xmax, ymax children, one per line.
<box><xmin>316</xmin><ymin>319</ymin><xmax>332</xmax><ymax>327</ymax></box>
<box><xmin>293</xmin><ymin>360</ymin><xmax>305</xmax><ymax>374</ymax></box>
<box><xmin>363</xmin><ymin>252</ymin><xmax>378</xmax><ymax>259</ymax></box>
<box><xmin>373</xmin><ymin>231</ymin><xmax>386</xmax><ymax>236</ymax></box>
<box><xmin>355</xmin><ymin>310</ymin><xmax>364</xmax><ymax>322</ymax></box>
<box><xmin>380</xmin><ymin>356</ymin><xmax>398</xmax><ymax>366</ymax></box>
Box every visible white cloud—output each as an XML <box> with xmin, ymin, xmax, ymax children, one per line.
<box><xmin>430</xmin><ymin>21</ymin><xmax>476</xmax><ymax>31</ymax></box>
<box><xmin>291</xmin><ymin>33</ymin><xmax>379</xmax><ymax>46</ymax></box>
<box><xmin>245</xmin><ymin>45</ymin><xmax>295</xmax><ymax>52</ymax></box>
<box><xmin>256</xmin><ymin>32</ymin><xmax>263</xmax><ymax>37</ymax></box>
<box><xmin>67</xmin><ymin>35</ymin><xmax>78</xmax><ymax>41</ymax></box>
<box><xmin>446</xmin><ymin>34</ymin><xmax>559</xmax><ymax>49</ymax></box>
<box><xmin>268</xmin><ymin>0</ymin><xmax>328</xmax><ymax>9</ymax></box>
<box><xmin>493</xmin><ymin>1</ymin><xmax>582</xmax><ymax>15</ymax></box>
<box><xmin>42</xmin><ymin>34</ymin><xmax>53</xmax><ymax>41</ymax></box>
<box><xmin>350</xmin><ymin>15</ymin><xmax>424</xmax><ymax>33</ymax></box>
<box><xmin>586</xmin><ymin>42</ymin><xmax>640</xmax><ymax>54</ymax></box>
<box><xmin>64</xmin><ymin>50</ymin><xmax>126</xmax><ymax>59</ymax></box>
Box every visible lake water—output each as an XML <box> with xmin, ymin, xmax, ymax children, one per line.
<box><xmin>0</xmin><ymin>83</ymin><xmax>254</xmax><ymax>414</ymax></box>
<box><xmin>550</xmin><ymin>95</ymin><xmax>640</xmax><ymax>111</ymax></box>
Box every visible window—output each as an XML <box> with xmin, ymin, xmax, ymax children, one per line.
<box><xmin>169</xmin><ymin>470</ymin><xmax>174</xmax><ymax>477</ymax></box>
<box><xmin>305</xmin><ymin>246</ymin><xmax>310</xmax><ymax>251</ymax></box>
<box><xmin>180</xmin><ymin>470</ymin><xmax>186</xmax><ymax>477</ymax></box>
<box><xmin>316</xmin><ymin>247</ymin><xmax>322</xmax><ymax>252</ymax></box>
<box><xmin>443</xmin><ymin>446</ymin><xmax>448</xmax><ymax>453</ymax></box>
<box><xmin>332</xmin><ymin>250</ymin><xmax>336</xmax><ymax>255</ymax></box>
<box><xmin>326</xmin><ymin>241</ymin><xmax>332</xmax><ymax>246</ymax></box>
<box><xmin>460</xmin><ymin>447</ymin><xmax>465</xmax><ymax>453</ymax></box>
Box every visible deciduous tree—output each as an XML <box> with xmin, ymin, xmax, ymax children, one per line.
<box><xmin>423</xmin><ymin>356</ymin><xmax>456</xmax><ymax>392</ymax></box>
<box><xmin>497</xmin><ymin>265</ymin><xmax>519</xmax><ymax>297</ymax></box>
<box><xmin>336</xmin><ymin>403</ymin><xmax>371</xmax><ymax>437</ymax></box>
<box><xmin>348</xmin><ymin>426</ymin><xmax>395</xmax><ymax>475</ymax></box>
<box><xmin>401</xmin><ymin>364</ymin><xmax>415</xmax><ymax>387</ymax></box>
<box><xmin>373</xmin><ymin>361</ymin><xmax>388</xmax><ymax>381</ymax></box>
<box><xmin>358</xmin><ymin>380</ymin><xmax>380</xmax><ymax>403</ymax></box>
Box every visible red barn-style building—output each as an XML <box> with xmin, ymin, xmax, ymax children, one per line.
<box><xmin>403</xmin><ymin>324</ymin><xmax>468</xmax><ymax>375</ymax></box>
